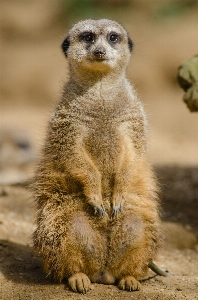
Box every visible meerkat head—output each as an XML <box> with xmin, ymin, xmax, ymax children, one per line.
<box><xmin>61</xmin><ymin>19</ymin><xmax>133</xmax><ymax>76</ymax></box>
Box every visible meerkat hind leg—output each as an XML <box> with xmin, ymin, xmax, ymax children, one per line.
<box><xmin>107</xmin><ymin>211</ymin><xmax>153</xmax><ymax>291</ymax></box>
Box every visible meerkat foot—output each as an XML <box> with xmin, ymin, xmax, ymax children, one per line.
<box><xmin>68</xmin><ymin>273</ymin><xmax>91</xmax><ymax>294</ymax></box>
<box><xmin>118</xmin><ymin>276</ymin><xmax>141</xmax><ymax>291</ymax></box>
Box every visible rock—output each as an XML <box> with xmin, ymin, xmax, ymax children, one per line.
<box><xmin>177</xmin><ymin>55</ymin><xmax>198</xmax><ymax>112</ymax></box>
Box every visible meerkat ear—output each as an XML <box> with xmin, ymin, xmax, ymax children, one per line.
<box><xmin>61</xmin><ymin>37</ymin><xmax>70</xmax><ymax>57</ymax></box>
<box><xmin>127</xmin><ymin>36</ymin><xmax>133</xmax><ymax>52</ymax></box>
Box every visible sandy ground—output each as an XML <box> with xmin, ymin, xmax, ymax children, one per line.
<box><xmin>0</xmin><ymin>1</ymin><xmax>198</xmax><ymax>299</ymax></box>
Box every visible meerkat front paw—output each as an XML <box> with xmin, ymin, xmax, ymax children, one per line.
<box><xmin>88</xmin><ymin>194</ymin><xmax>106</xmax><ymax>217</ymax></box>
<box><xmin>68</xmin><ymin>273</ymin><xmax>91</xmax><ymax>294</ymax></box>
<box><xmin>118</xmin><ymin>276</ymin><xmax>141</xmax><ymax>291</ymax></box>
<box><xmin>112</xmin><ymin>193</ymin><xmax>125</xmax><ymax>217</ymax></box>
<box><xmin>94</xmin><ymin>203</ymin><xmax>106</xmax><ymax>217</ymax></box>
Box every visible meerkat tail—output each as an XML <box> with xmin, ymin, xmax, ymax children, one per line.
<box><xmin>148</xmin><ymin>261</ymin><xmax>168</xmax><ymax>277</ymax></box>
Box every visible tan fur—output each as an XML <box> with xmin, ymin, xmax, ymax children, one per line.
<box><xmin>33</xmin><ymin>19</ymin><xmax>161</xmax><ymax>293</ymax></box>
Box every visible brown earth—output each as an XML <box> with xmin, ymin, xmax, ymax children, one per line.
<box><xmin>0</xmin><ymin>1</ymin><xmax>198</xmax><ymax>299</ymax></box>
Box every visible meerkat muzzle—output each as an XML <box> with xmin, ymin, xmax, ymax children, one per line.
<box><xmin>94</xmin><ymin>48</ymin><xmax>106</xmax><ymax>59</ymax></box>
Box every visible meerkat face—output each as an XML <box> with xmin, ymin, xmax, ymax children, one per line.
<box><xmin>62</xmin><ymin>19</ymin><xmax>133</xmax><ymax>74</ymax></box>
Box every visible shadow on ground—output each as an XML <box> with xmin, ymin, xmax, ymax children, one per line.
<box><xmin>0</xmin><ymin>239</ymin><xmax>51</xmax><ymax>285</ymax></box>
<box><xmin>155</xmin><ymin>166</ymin><xmax>198</xmax><ymax>233</ymax></box>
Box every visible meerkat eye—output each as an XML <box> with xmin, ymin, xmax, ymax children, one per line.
<box><xmin>81</xmin><ymin>32</ymin><xmax>94</xmax><ymax>43</ymax></box>
<box><xmin>108</xmin><ymin>33</ymin><xmax>120</xmax><ymax>43</ymax></box>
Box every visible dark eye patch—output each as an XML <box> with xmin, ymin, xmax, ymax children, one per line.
<box><xmin>128</xmin><ymin>36</ymin><xmax>133</xmax><ymax>52</ymax></box>
<box><xmin>61</xmin><ymin>37</ymin><xmax>70</xmax><ymax>57</ymax></box>
<box><xmin>108</xmin><ymin>32</ymin><xmax>120</xmax><ymax>44</ymax></box>
<box><xmin>80</xmin><ymin>32</ymin><xmax>95</xmax><ymax>43</ymax></box>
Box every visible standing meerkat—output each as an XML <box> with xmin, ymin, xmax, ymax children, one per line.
<box><xmin>33</xmin><ymin>19</ymin><xmax>161</xmax><ymax>293</ymax></box>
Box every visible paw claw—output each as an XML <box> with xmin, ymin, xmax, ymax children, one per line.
<box><xmin>90</xmin><ymin>195</ymin><xmax>106</xmax><ymax>217</ymax></box>
<box><xmin>112</xmin><ymin>200</ymin><xmax>125</xmax><ymax>217</ymax></box>
<box><xmin>94</xmin><ymin>204</ymin><xmax>106</xmax><ymax>217</ymax></box>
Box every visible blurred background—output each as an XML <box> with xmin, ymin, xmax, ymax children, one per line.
<box><xmin>1</xmin><ymin>0</ymin><xmax>198</xmax><ymax>166</ymax></box>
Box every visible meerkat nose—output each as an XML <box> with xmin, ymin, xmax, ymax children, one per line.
<box><xmin>94</xmin><ymin>48</ymin><xmax>106</xmax><ymax>58</ymax></box>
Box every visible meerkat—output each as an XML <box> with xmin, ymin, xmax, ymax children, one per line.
<box><xmin>33</xmin><ymin>19</ymin><xmax>161</xmax><ymax>294</ymax></box>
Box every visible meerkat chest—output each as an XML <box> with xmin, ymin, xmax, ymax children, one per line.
<box><xmin>71</xmin><ymin>90</ymin><xmax>135</xmax><ymax>156</ymax></box>
<box><xmin>83</xmin><ymin>107</ymin><xmax>130</xmax><ymax>164</ymax></box>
